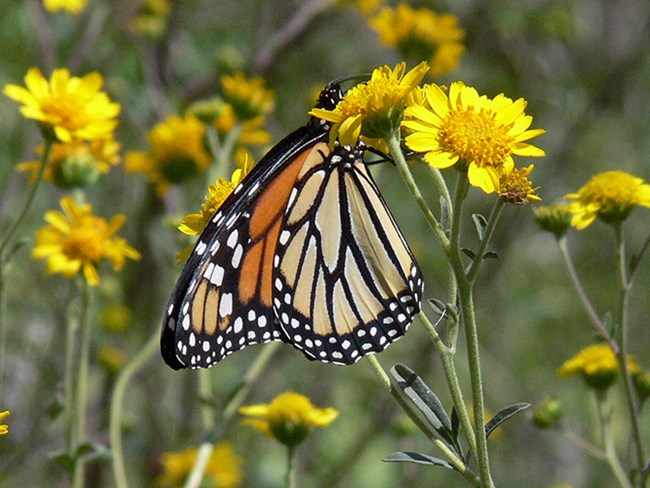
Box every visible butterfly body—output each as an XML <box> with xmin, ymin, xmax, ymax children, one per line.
<box><xmin>162</xmin><ymin>84</ymin><xmax>423</xmax><ymax>369</ymax></box>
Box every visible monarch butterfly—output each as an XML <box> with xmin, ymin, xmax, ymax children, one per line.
<box><xmin>161</xmin><ymin>83</ymin><xmax>424</xmax><ymax>369</ymax></box>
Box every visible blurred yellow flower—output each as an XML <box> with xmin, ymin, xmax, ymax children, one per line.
<box><xmin>125</xmin><ymin>114</ymin><xmax>211</xmax><ymax>196</ymax></box>
<box><xmin>156</xmin><ymin>442</ymin><xmax>242</xmax><ymax>488</ymax></box>
<box><xmin>221</xmin><ymin>72</ymin><xmax>275</xmax><ymax>120</ymax></box>
<box><xmin>3</xmin><ymin>68</ymin><xmax>119</xmax><ymax>142</ymax></box>
<box><xmin>370</xmin><ymin>4</ymin><xmax>466</xmax><ymax>77</ymax></box>
<box><xmin>310</xmin><ymin>61</ymin><xmax>428</xmax><ymax>145</ymax></box>
<box><xmin>32</xmin><ymin>196</ymin><xmax>141</xmax><ymax>286</ymax></box>
<box><xmin>565</xmin><ymin>171</ymin><xmax>650</xmax><ymax>230</ymax></box>
<box><xmin>499</xmin><ymin>164</ymin><xmax>541</xmax><ymax>205</ymax></box>
<box><xmin>129</xmin><ymin>0</ymin><xmax>171</xmax><ymax>40</ymax></box>
<box><xmin>42</xmin><ymin>0</ymin><xmax>87</xmax><ymax>14</ymax></box>
<box><xmin>0</xmin><ymin>410</ymin><xmax>9</xmax><ymax>436</ymax></box>
<box><xmin>240</xmin><ymin>391</ymin><xmax>339</xmax><ymax>447</ymax></box>
<box><xmin>558</xmin><ymin>343</ymin><xmax>640</xmax><ymax>390</ymax></box>
<box><xmin>18</xmin><ymin>138</ymin><xmax>121</xmax><ymax>189</ymax></box>
<box><xmin>96</xmin><ymin>344</ymin><xmax>128</xmax><ymax>374</ymax></box>
<box><xmin>213</xmin><ymin>103</ymin><xmax>272</xmax><ymax>148</ymax></box>
<box><xmin>403</xmin><ymin>81</ymin><xmax>545</xmax><ymax>194</ymax></box>
<box><xmin>100</xmin><ymin>303</ymin><xmax>132</xmax><ymax>333</ymax></box>
<box><xmin>337</xmin><ymin>0</ymin><xmax>385</xmax><ymax>16</ymax></box>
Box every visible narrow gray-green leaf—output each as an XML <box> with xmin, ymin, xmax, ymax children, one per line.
<box><xmin>472</xmin><ymin>213</ymin><xmax>488</xmax><ymax>240</ymax></box>
<box><xmin>485</xmin><ymin>403</ymin><xmax>531</xmax><ymax>439</ymax></box>
<box><xmin>383</xmin><ymin>451</ymin><xmax>456</xmax><ymax>470</ymax></box>
<box><xmin>390</xmin><ymin>364</ymin><xmax>453</xmax><ymax>445</ymax></box>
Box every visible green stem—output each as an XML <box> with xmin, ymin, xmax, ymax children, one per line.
<box><xmin>448</xmin><ymin>174</ymin><xmax>494</xmax><ymax>488</ymax></box>
<box><xmin>596</xmin><ymin>390</ymin><xmax>633</xmax><ymax>488</ymax></box>
<box><xmin>286</xmin><ymin>445</ymin><xmax>296</xmax><ymax>488</ymax></box>
<box><xmin>198</xmin><ymin>369</ymin><xmax>216</xmax><ymax>428</ymax></box>
<box><xmin>64</xmin><ymin>288</ymin><xmax>79</xmax><ymax>465</ymax></box>
<box><xmin>557</xmin><ymin>237</ymin><xmax>614</xmax><ymax>346</ymax></box>
<box><xmin>0</xmin><ymin>140</ymin><xmax>52</xmax><ymax>255</ymax></box>
<box><xmin>71</xmin><ymin>279</ymin><xmax>92</xmax><ymax>488</ymax></box>
<box><xmin>613</xmin><ymin>224</ymin><xmax>646</xmax><ymax>481</ymax></box>
<box><xmin>0</xmin><ymin>139</ymin><xmax>52</xmax><ymax>401</ymax></box>
<box><xmin>425</xmin><ymin>164</ymin><xmax>453</xmax><ymax>217</ymax></box>
<box><xmin>183</xmin><ymin>342</ymin><xmax>281</xmax><ymax>488</ymax></box>
<box><xmin>110</xmin><ymin>327</ymin><xmax>160</xmax><ymax>488</ymax></box>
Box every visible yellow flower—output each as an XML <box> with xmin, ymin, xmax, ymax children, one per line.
<box><xmin>220</xmin><ymin>72</ymin><xmax>275</xmax><ymax>120</ymax></box>
<box><xmin>370</xmin><ymin>4</ymin><xmax>466</xmax><ymax>77</ymax></box>
<box><xmin>239</xmin><ymin>391</ymin><xmax>339</xmax><ymax>447</ymax></box>
<box><xmin>564</xmin><ymin>171</ymin><xmax>650</xmax><ymax>230</ymax></box>
<box><xmin>42</xmin><ymin>0</ymin><xmax>87</xmax><ymax>14</ymax></box>
<box><xmin>534</xmin><ymin>204</ymin><xmax>573</xmax><ymax>238</ymax></box>
<box><xmin>3</xmin><ymin>68</ymin><xmax>119</xmax><ymax>142</ymax></box>
<box><xmin>558</xmin><ymin>343</ymin><xmax>640</xmax><ymax>390</ymax></box>
<box><xmin>125</xmin><ymin>114</ymin><xmax>211</xmax><ymax>196</ymax></box>
<box><xmin>176</xmin><ymin>156</ymin><xmax>252</xmax><ymax>261</ymax></box>
<box><xmin>32</xmin><ymin>196</ymin><xmax>141</xmax><ymax>286</ymax></box>
<box><xmin>156</xmin><ymin>442</ymin><xmax>242</xmax><ymax>488</ymax></box>
<box><xmin>310</xmin><ymin>62</ymin><xmax>429</xmax><ymax>145</ymax></box>
<box><xmin>403</xmin><ymin>81</ymin><xmax>545</xmax><ymax>194</ymax></box>
<box><xmin>178</xmin><ymin>155</ymin><xmax>252</xmax><ymax>238</ymax></box>
<box><xmin>0</xmin><ymin>410</ymin><xmax>9</xmax><ymax>436</ymax></box>
<box><xmin>499</xmin><ymin>164</ymin><xmax>541</xmax><ymax>205</ymax></box>
<box><xmin>18</xmin><ymin>138</ymin><xmax>121</xmax><ymax>189</ymax></box>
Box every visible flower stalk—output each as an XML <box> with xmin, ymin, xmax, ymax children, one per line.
<box><xmin>595</xmin><ymin>390</ymin><xmax>633</xmax><ymax>488</ymax></box>
<box><xmin>386</xmin><ymin>132</ymin><xmax>493</xmax><ymax>485</ymax></box>
<box><xmin>110</xmin><ymin>327</ymin><xmax>161</xmax><ymax>488</ymax></box>
<box><xmin>0</xmin><ymin>139</ymin><xmax>51</xmax><ymax>402</ymax></box>
<box><xmin>613</xmin><ymin>224</ymin><xmax>646</xmax><ymax>479</ymax></box>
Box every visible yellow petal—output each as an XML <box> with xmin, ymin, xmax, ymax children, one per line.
<box><xmin>468</xmin><ymin>164</ymin><xmax>499</xmax><ymax>194</ymax></box>
<box><xmin>424</xmin><ymin>150</ymin><xmax>458</xmax><ymax>169</ymax></box>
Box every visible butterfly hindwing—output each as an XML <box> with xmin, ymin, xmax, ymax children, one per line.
<box><xmin>273</xmin><ymin>143</ymin><xmax>424</xmax><ymax>365</ymax></box>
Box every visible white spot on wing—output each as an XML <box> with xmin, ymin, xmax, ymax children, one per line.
<box><xmin>227</xmin><ymin>230</ymin><xmax>239</xmax><ymax>248</ymax></box>
<box><xmin>219</xmin><ymin>293</ymin><xmax>233</xmax><ymax>317</ymax></box>
<box><xmin>232</xmin><ymin>244</ymin><xmax>243</xmax><ymax>268</ymax></box>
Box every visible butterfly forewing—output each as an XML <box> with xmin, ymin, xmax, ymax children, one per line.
<box><xmin>161</xmin><ymin>127</ymin><xmax>330</xmax><ymax>369</ymax></box>
<box><xmin>273</xmin><ymin>144</ymin><xmax>424</xmax><ymax>365</ymax></box>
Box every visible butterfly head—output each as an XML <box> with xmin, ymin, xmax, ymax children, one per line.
<box><xmin>315</xmin><ymin>83</ymin><xmax>344</xmax><ymax>111</ymax></box>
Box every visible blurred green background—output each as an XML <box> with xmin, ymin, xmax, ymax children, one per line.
<box><xmin>0</xmin><ymin>0</ymin><xmax>649</xmax><ymax>486</ymax></box>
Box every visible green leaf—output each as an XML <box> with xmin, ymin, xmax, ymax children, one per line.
<box><xmin>485</xmin><ymin>403</ymin><xmax>531</xmax><ymax>439</ymax></box>
<box><xmin>383</xmin><ymin>451</ymin><xmax>456</xmax><ymax>470</ymax></box>
<box><xmin>49</xmin><ymin>450</ymin><xmax>75</xmax><ymax>473</ymax></box>
<box><xmin>482</xmin><ymin>251</ymin><xmax>499</xmax><ymax>260</ymax></box>
<box><xmin>461</xmin><ymin>248</ymin><xmax>475</xmax><ymax>260</ymax></box>
<box><xmin>472</xmin><ymin>214</ymin><xmax>488</xmax><ymax>240</ymax></box>
<box><xmin>389</xmin><ymin>364</ymin><xmax>454</xmax><ymax>446</ymax></box>
<box><xmin>77</xmin><ymin>442</ymin><xmax>112</xmax><ymax>462</ymax></box>
<box><xmin>427</xmin><ymin>298</ymin><xmax>446</xmax><ymax>317</ymax></box>
<box><xmin>46</xmin><ymin>397</ymin><xmax>65</xmax><ymax>421</ymax></box>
